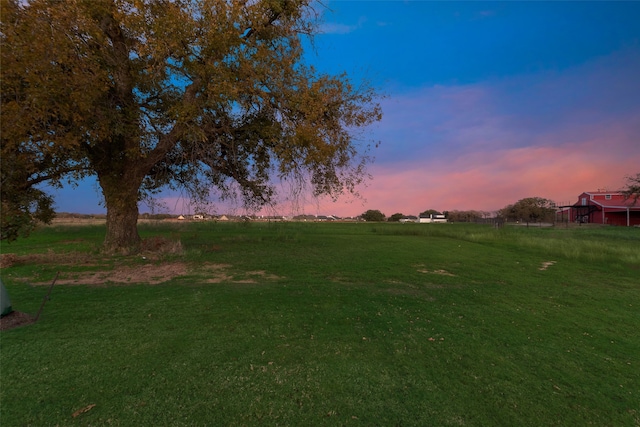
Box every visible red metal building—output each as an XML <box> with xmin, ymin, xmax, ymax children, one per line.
<box><xmin>557</xmin><ymin>191</ymin><xmax>640</xmax><ymax>226</ymax></box>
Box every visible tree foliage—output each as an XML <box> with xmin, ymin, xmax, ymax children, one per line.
<box><xmin>1</xmin><ymin>0</ymin><xmax>381</xmax><ymax>252</ymax></box>
<box><xmin>498</xmin><ymin>197</ymin><xmax>556</xmax><ymax>223</ymax></box>
<box><xmin>622</xmin><ymin>172</ymin><xmax>640</xmax><ymax>205</ymax></box>
<box><xmin>388</xmin><ymin>213</ymin><xmax>404</xmax><ymax>222</ymax></box>
<box><xmin>0</xmin><ymin>169</ymin><xmax>55</xmax><ymax>242</ymax></box>
<box><xmin>361</xmin><ymin>209</ymin><xmax>385</xmax><ymax>222</ymax></box>
<box><xmin>419</xmin><ymin>209</ymin><xmax>441</xmax><ymax>217</ymax></box>
<box><xmin>443</xmin><ymin>210</ymin><xmax>484</xmax><ymax>222</ymax></box>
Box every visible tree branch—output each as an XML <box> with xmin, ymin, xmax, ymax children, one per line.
<box><xmin>24</xmin><ymin>165</ymin><xmax>89</xmax><ymax>189</ymax></box>
<box><xmin>242</xmin><ymin>3</ymin><xmax>284</xmax><ymax>40</ymax></box>
<box><xmin>140</xmin><ymin>78</ymin><xmax>203</xmax><ymax>171</ymax></box>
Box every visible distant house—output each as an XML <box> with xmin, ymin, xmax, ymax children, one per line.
<box><xmin>418</xmin><ymin>214</ymin><xmax>448</xmax><ymax>224</ymax></box>
<box><xmin>557</xmin><ymin>191</ymin><xmax>640</xmax><ymax>226</ymax></box>
<box><xmin>258</xmin><ymin>215</ymin><xmax>287</xmax><ymax>222</ymax></box>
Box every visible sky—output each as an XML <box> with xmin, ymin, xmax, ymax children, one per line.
<box><xmin>50</xmin><ymin>1</ymin><xmax>640</xmax><ymax>217</ymax></box>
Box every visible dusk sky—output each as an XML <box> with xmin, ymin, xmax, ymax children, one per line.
<box><xmin>49</xmin><ymin>1</ymin><xmax>640</xmax><ymax>217</ymax></box>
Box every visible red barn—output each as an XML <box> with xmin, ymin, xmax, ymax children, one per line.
<box><xmin>558</xmin><ymin>191</ymin><xmax>640</xmax><ymax>226</ymax></box>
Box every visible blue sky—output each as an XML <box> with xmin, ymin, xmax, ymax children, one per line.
<box><xmin>315</xmin><ymin>1</ymin><xmax>639</xmax><ymax>86</ymax></box>
<box><xmin>50</xmin><ymin>1</ymin><xmax>640</xmax><ymax>216</ymax></box>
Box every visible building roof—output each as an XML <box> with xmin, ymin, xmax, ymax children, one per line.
<box><xmin>579</xmin><ymin>191</ymin><xmax>640</xmax><ymax>210</ymax></box>
<box><xmin>590</xmin><ymin>199</ymin><xmax>639</xmax><ymax>210</ymax></box>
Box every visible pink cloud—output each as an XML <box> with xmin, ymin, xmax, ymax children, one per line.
<box><xmin>340</xmin><ymin>48</ymin><xmax>640</xmax><ymax>217</ymax></box>
<box><xmin>151</xmin><ymin>48</ymin><xmax>640</xmax><ymax>218</ymax></box>
<box><xmin>153</xmin><ymin>135</ymin><xmax>636</xmax><ymax>217</ymax></box>
<box><xmin>356</xmin><ymin>139</ymin><xmax>638</xmax><ymax>216</ymax></box>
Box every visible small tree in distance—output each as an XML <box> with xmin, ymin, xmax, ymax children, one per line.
<box><xmin>361</xmin><ymin>209</ymin><xmax>385</xmax><ymax>222</ymax></box>
<box><xmin>444</xmin><ymin>210</ymin><xmax>483</xmax><ymax>222</ymax></box>
<box><xmin>388</xmin><ymin>213</ymin><xmax>404</xmax><ymax>222</ymax></box>
<box><xmin>419</xmin><ymin>209</ymin><xmax>441</xmax><ymax>217</ymax></box>
<box><xmin>499</xmin><ymin>197</ymin><xmax>556</xmax><ymax>224</ymax></box>
<box><xmin>622</xmin><ymin>172</ymin><xmax>640</xmax><ymax>205</ymax></box>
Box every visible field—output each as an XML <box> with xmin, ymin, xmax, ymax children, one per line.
<box><xmin>1</xmin><ymin>221</ymin><xmax>639</xmax><ymax>426</ymax></box>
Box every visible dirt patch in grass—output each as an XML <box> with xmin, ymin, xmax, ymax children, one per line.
<box><xmin>203</xmin><ymin>266</ymin><xmax>283</xmax><ymax>284</ymax></box>
<box><xmin>203</xmin><ymin>263</ymin><xmax>234</xmax><ymax>284</ymax></box>
<box><xmin>0</xmin><ymin>311</ymin><xmax>35</xmax><ymax>331</ymax></box>
<box><xmin>246</xmin><ymin>270</ymin><xmax>283</xmax><ymax>281</ymax></box>
<box><xmin>0</xmin><ymin>237</ymin><xmax>181</xmax><ymax>269</ymax></box>
<box><xmin>417</xmin><ymin>268</ymin><xmax>456</xmax><ymax>277</ymax></box>
<box><xmin>413</xmin><ymin>263</ymin><xmax>456</xmax><ymax>277</ymax></box>
<box><xmin>13</xmin><ymin>261</ymin><xmax>283</xmax><ymax>287</ymax></box>
<box><xmin>50</xmin><ymin>262</ymin><xmax>189</xmax><ymax>286</ymax></box>
<box><xmin>0</xmin><ymin>251</ymin><xmax>98</xmax><ymax>269</ymax></box>
<box><xmin>2</xmin><ymin>242</ymin><xmax>281</xmax><ymax>286</ymax></box>
<box><xmin>539</xmin><ymin>261</ymin><xmax>556</xmax><ymax>271</ymax></box>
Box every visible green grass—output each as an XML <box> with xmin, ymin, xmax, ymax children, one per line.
<box><xmin>1</xmin><ymin>222</ymin><xmax>639</xmax><ymax>426</ymax></box>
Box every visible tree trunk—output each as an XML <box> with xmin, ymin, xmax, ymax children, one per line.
<box><xmin>99</xmin><ymin>173</ymin><xmax>142</xmax><ymax>254</ymax></box>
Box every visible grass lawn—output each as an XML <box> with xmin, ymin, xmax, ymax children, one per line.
<box><xmin>1</xmin><ymin>222</ymin><xmax>639</xmax><ymax>426</ymax></box>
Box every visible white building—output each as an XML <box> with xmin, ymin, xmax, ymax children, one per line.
<box><xmin>418</xmin><ymin>214</ymin><xmax>448</xmax><ymax>223</ymax></box>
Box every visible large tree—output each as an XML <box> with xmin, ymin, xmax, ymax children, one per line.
<box><xmin>1</xmin><ymin>0</ymin><xmax>381</xmax><ymax>252</ymax></box>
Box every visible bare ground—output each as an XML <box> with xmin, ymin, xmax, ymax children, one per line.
<box><xmin>0</xmin><ymin>311</ymin><xmax>35</xmax><ymax>331</ymax></box>
<box><xmin>0</xmin><ymin>244</ymin><xmax>282</xmax><ymax>330</ymax></box>
<box><xmin>3</xmin><ymin>257</ymin><xmax>282</xmax><ymax>287</ymax></box>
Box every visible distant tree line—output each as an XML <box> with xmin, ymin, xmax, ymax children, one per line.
<box><xmin>444</xmin><ymin>210</ymin><xmax>489</xmax><ymax>222</ymax></box>
<box><xmin>364</xmin><ymin>197</ymin><xmax>557</xmax><ymax>224</ymax></box>
<box><xmin>497</xmin><ymin>197</ymin><xmax>556</xmax><ymax>223</ymax></box>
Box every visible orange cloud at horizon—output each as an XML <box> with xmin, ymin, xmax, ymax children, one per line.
<box><xmin>355</xmin><ymin>141</ymin><xmax>637</xmax><ymax>217</ymax></box>
<box><xmin>154</xmin><ymin>138</ymin><xmax>636</xmax><ymax>218</ymax></box>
